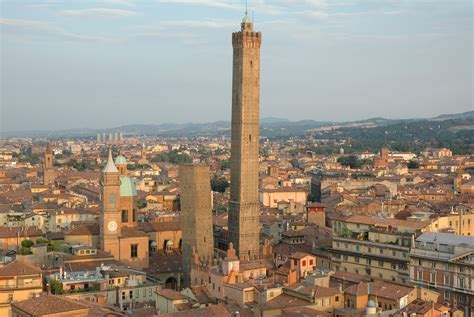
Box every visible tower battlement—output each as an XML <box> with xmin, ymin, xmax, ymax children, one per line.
<box><xmin>232</xmin><ymin>32</ymin><xmax>262</xmax><ymax>48</ymax></box>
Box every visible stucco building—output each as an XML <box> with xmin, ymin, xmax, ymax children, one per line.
<box><xmin>410</xmin><ymin>232</ymin><xmax>474</xmax><ymax>315</ymax></box>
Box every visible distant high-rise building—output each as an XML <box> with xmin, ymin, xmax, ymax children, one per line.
<box><xmin>179</xmin><ymin>164</ymin><xmax>214</xmax><ymax>287</ymax></box>
<box><xmin>108</xmin><ymin>133</ymin><xmax>114</xmax><ymax>142</ymax></box>
<box><xmin>43</xmin><ymin>143</ymin><xmax>55</xmax><ymax>185</ymax></box>
<box><xmin>97</xmin><ymin>133</ymin><xmax>102</xmax><ymax>142</ymax></box>
<box><xmin>228</xmin><ymin>13</ymin><xmax>262</xmax><ymax>260</ymax></box>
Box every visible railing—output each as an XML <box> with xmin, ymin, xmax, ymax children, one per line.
<box><xmin>411</xmin><ymin>279</ymin><xmax>474</xmax><ymax>295</ymax></box>
<box><xmin>333</xmin><ymin>236</ymin><xmax>409</xmax><ymax>252</ymax></box>
<box><xmin>63</xmin><ymin>284</ymin><xmax>101</xmax><ymax>294</ymax></box>
<box><xmin>0</xmin><ymin>283</ymin><xmax>42</xmax><ymax>290</ymax></box>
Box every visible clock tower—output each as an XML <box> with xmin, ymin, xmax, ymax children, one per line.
<box><xmin>100</xmin><ymin>149</ymin><xmax>121</xmax><ymax>255</ymax></box>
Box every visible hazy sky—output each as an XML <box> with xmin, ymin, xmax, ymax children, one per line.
<box><xmin>1</xmin><ymin>0</ymin><xmax>472</xmax><ymax>132</ymax></box>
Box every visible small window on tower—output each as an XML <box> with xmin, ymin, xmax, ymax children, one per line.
<box><xmin>249</xmin><ymin>134</ymin><xmax>252</xmax><ymax>142</ymax></box>
<box><xmin>250</xmin><ymin>60</ymin><xmax>253</xmax><ymax>67</ymax></box>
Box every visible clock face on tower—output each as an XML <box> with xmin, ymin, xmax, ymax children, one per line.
<box><xmin>107</xmin><ymin>220</ymin><xmax>118</xmax><ymax>232</ymax></box>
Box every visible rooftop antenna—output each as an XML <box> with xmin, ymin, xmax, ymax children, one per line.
<box><xmin>245</xmin><ymin>0</ymin><xmax>248</xmax><ymax>16</ymax></box>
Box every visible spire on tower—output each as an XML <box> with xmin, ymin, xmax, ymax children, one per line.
<box><xmin>102</xmin><ymin>148</ymin><xmax>119</xmax><ymax>173</ymax></box>
<box><xmin>242</xmin><ymin>0</ymin><xmax>252</xmax><ymax>24</ymax></box>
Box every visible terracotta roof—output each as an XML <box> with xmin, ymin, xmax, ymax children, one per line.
<box><xmin>136</xmin><ymin>221</ymin><xmax>181</xmax><ymax>233</ymax></box>
<box><xmin>46</xmin><ymin>231</ymin><xmax>64</xmax><ymax>240</ymax></box>
<box><xmin>263</xmin><ymin>294</ymin><xmax>311</xmax><ymax>310</ymax></box>
<box><xmin>286</xmin><ymin>283</ymin><xmax>341</xmax><ymax>298</ymax></box>
<box><xmin>272</xmin><ymin>241</ymin><xmax>312</xmax><ymax>258</ymax></box>
<box><xmin>0</xmin><ymin>226</ymin><xmax>43</xmax><ymax>239</ymax></box>
<box><xmin>282</xmin><ymin>230</ymin><xmax>305</xmax><ymax>238</ymax></box>
<box><xmin>158</xmin><ymin>304</ymin><xmax>232</xmax><ymax>317</ymax></box>
<box><xmin>147</xmin><ymin>250</ymin><xmax>182</xmax><ymax>273</ymax></box>
<box><xmin>65</xmin><ymin>223</ymin><xmax>99</xmax><ymax>236</ymax></box>
<box><xmin>120</xmin><ymin>227</ymin><xmax>148</xmax><ymax>238</ymax></box>
<box><xmin>0</xmin><ymin>260</ymin><xmax>42</xmax><ymax>276</ymax></box>
<box><xmin>190</xmin><ymin>285</ymin><xmax>214</xmax><ymax>304</ymax></box>
<box><xmin>76</xmin><ymin>299</ymin><xmax>125</xmax><ymax>317</ymax></box>
<box><xmin>344</xmin><ymin>281</ymin><xmax>412</xmax><ymax>300</ymax></box>
<box><xmin>283</xmin><ymin>307</ymin><xmax>330</xmax><ymax>317</ymax></box>
<box><xmin>175</xmin><ymin>302</ymin><xmax>193</xmax><ymax>311</ymax></box>
<box><xmin>12</xmin><ymin>295</ymin><xmax>88</xmax><ymax>315</ymax></box>
<box><xmin>391</xmin><ymin>299</ymin><xmax>449</xmax><ymax>317</ymax></box>
<box><xmin>65</xmin><ymin>260</ymin><xmax>123</xmax><ymax>272</ymax></box>
<box><xmin>156</xmin><ymin>288</ymin><xmax>187</xmax><ymax>301</ymax></box>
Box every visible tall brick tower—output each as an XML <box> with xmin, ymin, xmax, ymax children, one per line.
<box><xmin>43</xmin><ymin>143</ymin><xmax>55</xmax><ymax>185</ymax></box>
<box><xmin>100</xmin><ymin>149</ymin><xmax>121</xmax><ymax>255</ymax></box>
<box><xmin>179</xmin><ymin>164</ymin><xmax>214</xmax><ymax>287</ymax></box>
<box><xmin>228</xmin><ymin>14</ymin><xmax>262</xmax><ymax>260</ymax></box>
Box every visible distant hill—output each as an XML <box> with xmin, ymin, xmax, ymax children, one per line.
<box><xmin>2</xmin><ymin>111</ymin><xmax>473</xmax><ymax>139</ymax></box>
<box><xmin>430</xmin><ymin>110</ymin><xmax>474</xmax><ymax>121</ymax></box>
<box><xmin>260</xmin><ymin>117</ymin><xmax>290</xmax><ymax>124</ymax></box>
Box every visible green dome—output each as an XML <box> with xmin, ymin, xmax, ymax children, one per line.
<box><xmin>120</xmin><ymin>176</ymin><xmax>137</xmax><ymax>197</ymax></box>
<box><xmin>242</xmin><ymin>14</ymin><xmax>252</xmax><ymax>23</ymax></box>
<box><xmin>115</xmin><ymin>155</ymin><xmax>127</xmax><ymax>165</ymax></box>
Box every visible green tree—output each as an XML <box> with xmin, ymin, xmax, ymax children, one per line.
<box><xmin>337</xmin><ymin>155</ymin><xmax>371</xmax><ymax>169</ymax></box>
<box><xmin>17</xmin><ymin>247</ymin><xmax>32</xmax><ymax>255</ymax></box>
<box><xmin>21</xmin><ymin>239</ymin><xmax>34</xmax><ymax>248</ymax></box>
<box><xmin>211</xmin><ymin>177</ymin><xmax>229</xmax><ymax>193</ymax></box>
<box><xmin>407</xmin><ymin>159</ymin><xmax>420</xmax><ymax>169</ymax></box>
<box><xmin>151</xmin><ymin>150</ymin><xmax>192</xmax><ymax>164</ymax></box>
<box><xmin>50</xmin><ymin>279</ymin><xmax>63</xmax><ymax>295</ymax></box>
<box><xmin>219</xmin><ymin>160</ymin><xmax>230</xmax><ymax>170</ymax></box>
<box><xmin>36</xmin><ymin>238</ymin><xmax>49</xmax><ymax>245</ymax></box>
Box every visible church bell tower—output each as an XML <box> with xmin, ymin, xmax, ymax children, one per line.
<box><xmin>43</xmin><ymin>143</ymin><xmax>56</xmax><ymax>185</ymax></box>
<box><xmin>100</xmin><ymin>149</ymin><xmax>121</xmax><ymax>256</ymax></box>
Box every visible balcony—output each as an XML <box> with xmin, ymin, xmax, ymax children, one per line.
<box><xmin>333</xmin><ymin>236</ymin><xmax>409</xmax><ymax>253</ymax></box>
<box><xmin>63</xmin><ymin>283</ymin><xmax>101</xmax><ymax>294</ymax></box>
<box><xmin>411</xmin><ymin>279</ymin><xmax>474</xmax><ymax>295</ymax></box>
<box><xmin>0</xmin><ymin>282</ymin><xmax>42</xmax><ymax>290</ymax></box>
